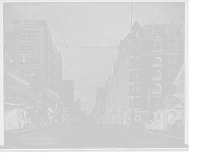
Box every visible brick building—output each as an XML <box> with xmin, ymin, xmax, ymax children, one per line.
<box><xmin>105</xmin><ymin>21</ymin><xmax>185</xmax><ymax>126</ymax></box>
<box><xmin>4</xmin><ymin>19</ymin><xmax>64</xmax><ymax>127</ymax></box>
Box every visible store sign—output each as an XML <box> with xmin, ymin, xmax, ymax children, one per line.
<box><xmin>149</xmin><ymin>107</ymin><xmax>157</xmax><ymax>112</ymax></box>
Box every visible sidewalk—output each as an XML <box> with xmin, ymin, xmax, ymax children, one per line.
<box><xmin>4</xmin><ymin>123</ymin><xmax>74</xmax><ymax>135</ymax></box>
<box><xmin>4</xmin><ymin>127</ymin><xmax>49</xmax><ymax>138</ymax></box>
<box><xmin>131</xmin><ymin>125</ymin><xmax>185</xmax><ymax>139</ymax></box>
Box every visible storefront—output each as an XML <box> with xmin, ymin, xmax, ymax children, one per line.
<box><xmin>4</xmin><ymin>104</ymin><xmax>27</xmax><ymax>130</ymax></box>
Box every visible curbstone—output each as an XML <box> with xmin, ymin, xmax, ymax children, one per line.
<box><xmin>132</xmin><ymin>128</ymin><xmax>184</xmax><ymax>139</ymax></box>
<box><xmin>4</xmin><ymin>127</ymin><xmax>49</xmax><ymax>138</ymax></box>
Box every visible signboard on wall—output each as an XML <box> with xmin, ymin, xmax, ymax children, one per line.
<box><xmin>149</xmin><ymin>107</ymin><xmax>157</xmax><ymax>112</ymax></box>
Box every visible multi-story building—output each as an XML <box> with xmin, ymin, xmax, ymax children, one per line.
<box><xmin>4</xmin><ymin>19</ymin><xmax>64</xmax><ymax>125</ymax></box>
<box><xmin>3</xmin><ymin>66</ymin><xmax>30</xmax><ymax>130</ymax></box>
<box><xmin>94</xmin><ymin>87</ymin><xmax>106</xmax><ymax>123</ymax></box>
<box><xmin>105</xmin><ymin>20</ymin><xmax>185</xmax><ymax>126</ymax></box>
<box><xmin>63</xmin><ymin>80</ymin><xmax>75</xmax><ymax>115</ymax></box>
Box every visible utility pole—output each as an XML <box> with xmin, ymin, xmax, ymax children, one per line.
<box><xmin>36</xmin><ymin>77</ymin><xmax>39</xmax><ymax>128</ymax></box>
<box><xmin>147</xmin><ymin>77</ymin><xmax>151</xmax><ymax>120</ymax></box>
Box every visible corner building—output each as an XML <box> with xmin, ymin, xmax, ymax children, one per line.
<box><xmin>106</xmin><ymin>21</ymin><xmax>185</xmax><ymax>126</ymax></box>
<box><xmin>10</xmin><ymin>19</ymin><xmax>63</xmax><ymax>122</ymax></box>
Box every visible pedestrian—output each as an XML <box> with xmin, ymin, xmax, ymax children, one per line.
<box><xmin>150</xmin><ymin>120</ymin><xmax>154</xmax><ymax>130</ymax></box>
<box><xmin>52</xmin><ymin>117</ymin><xmax>55</xmax><ymax>128</ymax></box>
<box><xmin>33</xmin><ymin>118</ymin><xmax>37</xmax><ymax>129</ymax></box>
<box><xmin>29</xmin><ymin>117</ymin><xmax>32</xmax><ymax>128</ymax></box>
<box><xmin>20</xmin><ymin>116</ymin><xmax>24</xmax><ymax>129</ymax></box>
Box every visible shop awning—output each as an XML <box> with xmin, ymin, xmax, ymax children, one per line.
<box><xmin>48</xmin><ymin>107</ymin><xmax>58</xmax><ymax>117</ymax></box>
<box><xmin>64</xmin><ymin>114</ymin><xmax>71</xmax><ymax>121</ymax></box>
<box><xmin>4</xmin><ymin>104</ymin><xmax>16</xmax><ymax>116</ymax></box>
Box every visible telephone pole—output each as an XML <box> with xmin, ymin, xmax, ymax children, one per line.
<box><xmin>35</xmin><ymin>77</ymin><xmax>39</xmax><ymax>128</ymax></box>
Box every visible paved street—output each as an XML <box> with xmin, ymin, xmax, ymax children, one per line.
<box><xmin>4</xmin><ymin>121</ymin><xmax>187</xmax><ymax>149</ymax></box>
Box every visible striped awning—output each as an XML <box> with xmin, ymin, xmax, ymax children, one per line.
<box><xmin>48</xmin><ymin>107</ymin><xmax>58</xmax><ymax>117</ymax></box>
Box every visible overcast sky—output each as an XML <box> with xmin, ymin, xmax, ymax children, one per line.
<box><xmin>3</xmin><ymin>2</ymin><xmax>185</xmax><ymax>114</ymax></box>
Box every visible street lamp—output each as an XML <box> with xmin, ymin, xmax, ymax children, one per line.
<box><xmin>147</xmin><ymin>77</ymin><xmax>151</xmax><ymax>120</ymax></box>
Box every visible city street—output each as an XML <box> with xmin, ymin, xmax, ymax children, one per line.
<box><xmin>5</xmin><ymin>122</ymin><xmax>187</xmax><ymax>149</ymax></box>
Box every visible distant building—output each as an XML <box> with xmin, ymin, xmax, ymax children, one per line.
<box><xmin>4</xmin><ymin>19</ymin><xmax>64</xmax><ymax>125</ymax></box>
<box><xmin>106</xmin><ymin>21</ymin><xmax>185</xmax><ymax>126</ymax></box>
<box><xmin>74</xmin><ymin>98</ymin><xmax>81</xmax><ymax>112</ymax></box>
<box><xmin>3</xmin><ymin>66</ymin><xmax>30</xmax><ymax>130</ymax></box>
<box><xmin>63</xmin><ymin>80</ymin><xmax>75</xmax><ymax>114</ymax></box>
<box><xmin>94</xmin><ymin>87</ymin><xmax>106</xmax><ymax>123</ymax></box>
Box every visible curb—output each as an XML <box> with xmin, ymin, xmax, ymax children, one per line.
<box><xmin>131</xmin><ymin>128</ymin><xmax>184</xmax><ymax>139</ymax></box>
<box><xmin>4</xmin><ymin>127</ymin><xmax>49</xmax><ymax>138</ymax></box>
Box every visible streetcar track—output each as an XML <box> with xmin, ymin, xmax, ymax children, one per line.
<box><xmin>91</xmin><ymin>124</ymin><xmax>112</xmax><ymax>145</ymax></box>
<box><xmin>95</xmin><ymin>126</ymin><xmax>132</xmax><ymax>146</ymax></box>
<box><xmin>80</xmin><ymin>123</ymin><xmax>88</xmax><ymax>146</ymax></box>
<box><xmin>60</xmin><ymin>124</ymin><xmax>84</xmax><ymax>146</ymax></box>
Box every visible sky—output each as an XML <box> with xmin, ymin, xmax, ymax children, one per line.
<box><xmin>3</xmin><ymin>2</ymin><xmax>185</xmax><ymax>114</ymax></box>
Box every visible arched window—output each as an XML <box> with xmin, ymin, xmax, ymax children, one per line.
<box><xmin>153</xmin><ymin>44</ymin><xmax>156</xmax><ymax>50</ymax></box>
<box><xmin>136</xmin><ymin>44</ymin><xmax>140</xmax><ymax>50</ymax></box>
<box><xmin>153</xmin><ymin>57</ymin><xmax>161</xmax><ymax>65</ymax></box>
<box><xmin>153</xmin><ymin>83</ymin><xmax>161</xmax><ymax>92</ymax></box>
<box><xmin>4</xmin><ymin>54</ymin><xmax>13</xmax><ymax>63</ymax></box>
<box><xmin>153</xmin><ymin>70</ymin><xmax>162</xmax><ymax>80</ymax></box>
<box><xmin>173</xmin><ymin>43</ymin><xmax>177</xmax><ymax>51</ymax></box>
<box><xmin>167</xmin><ymin>43</ymin><xmax>171</xmax><ymax>51</ymax></box>
<box><xmin>158</xmin><ymin>44</ymin><xmax>162</xmax><ymax>50</ymax></box>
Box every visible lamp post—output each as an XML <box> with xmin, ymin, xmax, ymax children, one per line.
<box><xmin>147</xmin><ymin>77</ymin><xmax>151</xmax><ymax>120</ymax></box>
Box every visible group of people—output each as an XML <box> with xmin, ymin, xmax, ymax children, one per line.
<box><xmin>144</xmin><ymin>120</ymin><xmax>154</xmax><ymax>130</ymax></box>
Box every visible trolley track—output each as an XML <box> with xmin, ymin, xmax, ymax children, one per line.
<box><xmin>59</xmin><ymin>124</ymin><xmax>85</xmax><ymax>146</ymax></box>
<box><xmin>92</xmin><ymin>125</ymin><xmax>132</xmax><ymax>146</ymax></box>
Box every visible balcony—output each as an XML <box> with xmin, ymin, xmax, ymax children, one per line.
<box><xmin>152</xmin><ymin>76</ymin><xmax>161</xmax><ymax>81</ymax></box>
<box><xmin>152</xmin><ymin>89</ymin><xmax>161</xmax><ymax>94</ymax></box>
<box><xmin>152</xmin><ymin>63</ymin><xmax>161</xmax><ymax>67</ymax></box>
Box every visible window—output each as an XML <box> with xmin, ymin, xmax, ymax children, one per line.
<box><xmin>153</xmin><ymin>44</ymin><xmax>156</xmax><ymax>50</ymax></box>
<box><xmin>129</xmin><ymin>69</ymin><xmax>134</xmax><ymax>79</ymax></box>
<box><xmin>167</xmin><ymin>57</ymin><xmax>171</xmax><ymax>65</ymax></box>
<box><xmin>167</xmin><ymin>70</ymin><xmax>171</xmax><ymax>77</ymax></box>
<box><xmin>135</xmin><ymin>96</ymin><xmax>140</xmax><ymax>106</ymax></box>
<box><xmin>172</xmin><ymin>57</ymin><xmax>175</xmax><ymax>64</ymax></box>
<box><xmin>129</xmin><ymin>57</ymin><xmax>134</xmax><ymax>66</ymax></box>
<box><xmin>136</xmin><ymin>44</ymin><xmax>140</xmax><ymax>51</ymax></box>
<box><xmin>27</xmin><ymin>41</ymin><xmax>33</xmax><ymax>49</ymax></box>
<box><xmin>4</xmin><ymin>54</ymin><xmax>13</xmax><ymax>64</ymax></box>
<box><xmin>135</xmin><ymin>31</ymin><xmax>139</xmax><ymax>38</ymax></box>
<box><xmin>135</xmin><ymin>69</ymin><xmax>140</xmax><ymax>78</ymax></box>
<box><xmin>129</xmin><ymin>83</ymin><xmax>134</xmax><ymax>92</ymax></box>
<box><xmin>154</xmin><ymin>96</ymin><xmax>160</xmax><ymax>106</ymax></box>
<box><xmin>153</xmin><ymin>70</ymin><xmax>161</xmax><ymax>78</ymax></box>
<box><xmin>135</xmin><ymin>82</ymin><xmax>140</xmax><ymax>91</ymax></box>
<box><xmin>168</xmin><ymin>30</ymin><xmax>176</xmax><ymax>38</ymax></box>
<box><xmin>3</xmin><ymin>41</ymin><xmax>8</xmax><ymax>49</ymax></box>
<box><xmin>153</xmin><ymin>83</ymin><xmax>161</xmax><ymax>91</ymax></box>
<box><xmin>35</xmin><ymin>55</ymin><xmax>40</xmax><ymax>63</ymax></box>
<box><xmin>167</xmin><ymin>82</ymin><xmax>171</xmax><ymax>91</ymax></box>
<box><xmin>155</xmin><ymin>29</ymin><xmax>161</xmax><ymax>38</ymax></box>
<box><xmin>173</xmin><ymin>43</ymin><xmax>177</xmax><ymax>51</ymax></box>
<box><xmin>27</xmin><ymin>53</ymin><xmax>34</xmax><ymax>62</ymax></box>
<box><xmin>129</xmin><ymin>96</ymin><xmax>134</xmax><ymax>107</ymax></box>
<box><xmin>35</xmin><ymin>67</ymin><xmax>40</xmax><ymax>77</ymax></box>
<box><xmin>28</xmin><ymin>79</ymin><xmax>34</xmax><ymax>87</ymax></box>
<box><xmin>21</xmin><ymin>40</ymin><xmax>26</xmax><ymax>49</ymax></box>
<box><xmin>158</xmin><ymin>44</ymin><xmax>162</xmax><ymax>50</ymax></box>
<box><xmin>22</xmin><ymin>66</ymin><xmax>26</xmax><ymax>76</ymax></box>
<box><xmin>153</xmin><ymin>57</ymin><xmax>161</xmax><ymax>67</ymax></box>
<box><xmin>135</xmin><ymin>56</ymin><xmax>140</xmax><ymax>64</ymax></box>
<box><xmin>27</xmin><ymin>67</ymin><xmax>34</xmax><ymax>75</ymax></box>
<box><xmin>167</xmin><ymin>44</ymin><xmax>171</xmax><ymax>51</ymax></box>
<box><xmin>171</xmin><ymin>69</ymin><xmax>176</xmax><ymax>78</ymax></box>
<box><xmin>35</xmin><ymin>41</ymin><xmax>39</xmax><ymax>50</ymax></box>
<box><xmin>21</xmin><ymin>54</ymin><xmax>26</xmax><ymax>63</ymax></box>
